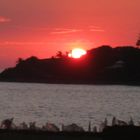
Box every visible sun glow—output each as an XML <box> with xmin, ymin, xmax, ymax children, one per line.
<box><xmin>69</xmin><ymin>48</ymin><xmax>87</xmax><ymax>58</ymax></box>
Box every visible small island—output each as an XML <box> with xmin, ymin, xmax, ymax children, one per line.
<box><xmin>1</xmin><ymin>45</ymin><xmax>140</xmax><ymax>85</ymax></box>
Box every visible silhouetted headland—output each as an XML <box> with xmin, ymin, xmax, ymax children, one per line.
<box><xmin>1</xmin><ymin>45</ymin><xmax>140</xmax><ymax>85</ymax></box>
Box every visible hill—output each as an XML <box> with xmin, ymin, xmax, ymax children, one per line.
<box><xmin>1</xmin><ymin>46</ymin><xmax>140</xmax><ymax>85</ymax></box>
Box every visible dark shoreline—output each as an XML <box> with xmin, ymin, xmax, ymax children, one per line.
<box><xmin>0</xmin><ymin>130</ymin><xmax>102</xmax><ymax>140</ymax></box>
<box><xmin>0</xmin><ymin>80</ymin><xmax>140</xmax><ymax>87</ymax></box>
<box><xmin>0</xmin><ymin>126</ymin><xmax>140</xmax><ymax>140</ymax></box>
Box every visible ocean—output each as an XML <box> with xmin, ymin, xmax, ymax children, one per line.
<box><xmin>0</xmin><ymin>82</ymin><xmax>140</xmax><ymax>129</ymax></box>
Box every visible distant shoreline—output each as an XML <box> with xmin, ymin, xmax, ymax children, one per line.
<box><xmin>1</xmin><ymin>46</ymin><xmax>140</xmax><ymax>87</ymax></box>
<box><xmin>0</xmin><ymin>79</ymin><xmax>140</xmax><ymax>86</ymax></box>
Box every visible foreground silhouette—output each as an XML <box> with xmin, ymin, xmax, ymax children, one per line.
<box><xmin>1</xmin><ymin>45</ymin><xmax>140</xmax><ymax>85</ymax></box>
<box><xmin>0</xmin><ymin>117</ymin><xmax>139</xmax><ymax>140</ymax></box>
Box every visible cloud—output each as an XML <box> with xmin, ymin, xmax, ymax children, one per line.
<box><xmin>0</xmin><ymin>41</ymin><xmax>49</xmax><ymax>46</ymax></box>
<box><xmin>50</xmin><ymin>26</ymin><xmax>105</xmax><ymax>34</ymax></box>
<box><xmin>88</xmin><ymin>25</ymin><xmax>105</xmax><ymax>32</ymax></box>
<box><xmin>15</xmin><ymin>26</ymin><xmax>50</xmax><ymax>31</ymax></box>
<box><xmin>89</xmin><ymin>29</ymin><xmax>105</xmax><ymax>32</ymax></box>
<box><xmin>51</xmin><ymin>28</ymin><xmax>82</xmax><ymax>34</ymax></box>
<box><xmin>8</xmin><ymin>25</ymin><xmax>104</xmax><ymax>34</ymax></box>
<box><xmin>0</xmin><ymin>16</ymin><xmax>11</xmax><ymax>23</ymax></box>
<box><xmin>89</xmin><ymin>25</ymin><xmax>101</xmax><ymax>29</ymax></box>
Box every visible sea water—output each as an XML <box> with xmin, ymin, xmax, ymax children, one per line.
<box><xmin>0</xmin><ymin>82</ymin><xmax>140</xmax><ymax>129</ymax></box>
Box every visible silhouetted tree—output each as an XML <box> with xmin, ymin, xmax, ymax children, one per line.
<box><xmin>56</xmin><ymin>51</ymin><xmax>69</xmax><ymax>58</ymax></box>
<box><xmin>136</xmin><ymin>34</ymin><xmax>140</xmax><ymax>48</ymax></box>
<box><xmin>26</xmin><ymin>56</ymin><xmax>38</xmax><ymax>61</ymax></box>
<box><xmin>56</xmin><ymin>51</ymin><xmax>63</xmax><ymax>58</ymax></box>
<box><xmin>16</xmin><ymin>58</ymin><xmax>24</xmax><ymax>64</ymax></box>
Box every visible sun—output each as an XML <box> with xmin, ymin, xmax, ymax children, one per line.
<box><xmin>68</xmin><ymin>48</ymin><xmax>87</xmax><ymax>58</ymax></box>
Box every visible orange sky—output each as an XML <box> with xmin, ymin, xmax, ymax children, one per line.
<box><xmin>0</xmin><ymin>0</ymin><xmax>140</xmax><ymax>70</ymax></box>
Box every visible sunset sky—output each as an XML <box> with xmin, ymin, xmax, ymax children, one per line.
<box><xmin>0</xmin><ymin>0</ymin><xmax>140</xmax><ymax>70</ymax></box>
